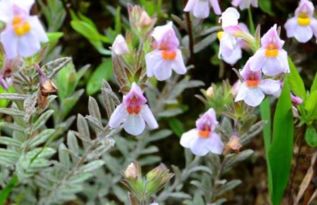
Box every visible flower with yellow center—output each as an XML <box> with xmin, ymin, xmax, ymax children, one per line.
<box><xmin>265</xmin><ymin>43</ymin><xmax>279</xmax><ymax>58</ymax></box>
<box><xmin>297</xmin><ymin>12</ymin><xmax>311</xmax><ymax>26</ymax></box>
<box><xmin>12</xmin><ymin>16</ymin><xmax>31</xmax><ymax>36</ymax></box>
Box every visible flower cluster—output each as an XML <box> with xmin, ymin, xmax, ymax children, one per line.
<box><xmin>109</xmin><ymin>12</ymin><xmax>188</xmax><ymax>136</ymax></box>
<box><xmin>235</xmin><ymin>25</ymin><xmax>288</xmax><ymax>107</ymax></box>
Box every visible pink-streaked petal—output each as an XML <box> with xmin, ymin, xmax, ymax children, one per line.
<box><xmin>124</xmin><ymin>114</ymin><xmax>145</xmax><ymax>136</ymax></box>
<box><xmin>180</xmin><ymin>129</ymin><xmax>197</xmax><ymax>148</ymax></box>
<box><xmin>285</xmin><ymin>18</ymin><xmax>297</xmax><ymax>38</ymax></box>
<box><xmin>210</xmin><ymin>0</ymin><xmax>221</xmax><ymax>15</ymax></box>
<box><xmin>294</xmin><ymin>25</ymin><xmax>313</xmax><ymax>43</ymax></box>
<box><xmin>108</xmin><ymin>104</ymin><xmax>128</xmax><ymax>128</ymax></box>
<box><xmin>295</xmin><ymin>0</ymin><xmax>314</xmax><ymax>17</ymax></box>
<box><xmin>1</xmin><ymin>29</ymin><xmax>18</xmax><ymax>59</ymax></box>
<box><xmin>259</xmin><ymin>79</ymin><xmax>281</xmax><ymax>97</ymax></box>
<box><xmin>12</xmin><ymin>0</ymin><xmax>35</xmax><ymax>13</ymax></box>
<box><xmin>172</xmin><ymin>50</ymin><xmax>187</xmax><ymax>75</ymax></box>
<box><xmin>151</xmin><ymin>22</ymin><xmax>179</xmax><ymax>50</ymax></box>
<box><xmin>206</xmin><ymin>133</ymin><xmax>224</xmax><ymax>154</ymax></box>
<box><xmin>261</xmin><ymin>25</ymin><xmax>284</xmax><ymax>49</ymax></box>
<box><xmin>242</xmin><ymin>87</ymin><xmax>265</xmax><ymax>107</ymax></box>
<box><xmin>193</xmin><ymin>0</ymin><xmax>210</xmax><ymax>19</ymax></box>
<box><xmin>140</xmin><ymin>105</ymin><xmax>159</xmax><ymax>129</ymax></box>
<box><xmin>184</xmin><ymin>0</ymin><xmax>196</xmax><ymax>12</ymax></box>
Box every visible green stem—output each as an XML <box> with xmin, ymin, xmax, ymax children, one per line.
<box><xmin>248</xmin><ymin>7</ymin><xmax>255</xmax><ymax>34</ymax></box>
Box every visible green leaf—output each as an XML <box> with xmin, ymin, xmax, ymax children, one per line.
<box><xmin>86</xmin><ymin>59</ymin><xmax>113</xmax><ymax>95</ymax></box>
<box><xmin>304</xmin><ymin>91</ymin><xmax>317</xmax><ymax>121</ymax></box>
<box><xmin>311</xmin><ymin>73</ymin><xmax>317</xmax><ymax>92</ymax></box>
<box><xmin>259</xmin><ymin>0</ymin><xmax>274</xmax><ymax>16</ymax></box>
<box><xmin>0</xmin><ymin>175</ymin><xmax>18</xmax><ymax>204</ymax></box>
<box><xmin>168</xmin><ymin>118</ymin><xmax>184</xmax><ymax>137</ymax></box>
<box><xmin>268</xmin><ymin>79</ymin><xmax>294</xmax><ymax>205</ymax></box>
<box><xmin>47</xmin><ymin>32</ymin><xmax>63</xmax><ymax>43</ymax></box>
<box><xmin>288</xmin><ymin>58</ymin><xmax>306</xmax><ymax>99</ymax></box>
<box><xmin>305</xmin><ymin>126</ymin><xmax>317</xmax><ymax>147</ymax></box>
<box><xmin>55</xmin><ymin>61</ymin><xmax>77</xmax><ymax>99</ymax></box>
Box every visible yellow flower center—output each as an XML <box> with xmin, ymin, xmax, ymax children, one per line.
<box><xmin>12</xmin><ymin>16</ymin><xmax>31</xmax><ymax>36</ymax></box>
<box><xmin>161</xmin><ymin>50</ymin><xmax>176</xmax><ymax>61</ymax></box>
<box><xmin>265</xmin><ymin>43</ymin><xmax>279</xmax><ymax>58</ymax></box>
<box><xmin>297</xmin><ymin>13</ymin><xmax>311</xmax><ymax>26</ymax></box>
<box><xmin>217</xmin><ymin>31</ymin><xmax>224</xmax><ymax>40</ymax></box>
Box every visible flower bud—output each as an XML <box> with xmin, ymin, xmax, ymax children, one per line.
<box><xmin>128</xmin><ymin>5</ymin><xmax>156</xmax><ymax>35</ymax></box>
<box><xmin>291</xmin><ymin>94</ymin><xmax>303</xmax><ymax>106</ymax></box>
<box><xmin>227</xmin><ymin>135</ymin><xmax>242</xmax><ymax>151</ymax></box>
<box><xmin>124</xmin><ymin>162</ymin><xmax>139</xmax><ymax>180</ymax></box>
<box><xmin>206</xmin><ymin>86</ymin><xmax>214</xmax><ymax>97</ymax></box>
<box><xmin>112</xmin><ymin>35</ymin><xmax>129</xmax><ymax>56</ymax></box>
<box><xmin>146</xmin><ymin>164</ymin><xmax>174</xmax><ymax>195</ymax></box>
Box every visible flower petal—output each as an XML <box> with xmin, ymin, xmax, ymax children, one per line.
<box><xmin>29</xmin><ymin>16</ymin><xmax>48</xmax><ymax>43</ymax></box>
<box><xmin>180</xmin><ymin>129</ymin><xmax>197</xmax><ymax>148</ymax></box>
<box><xmin>259</xmin><ymin>79</ymin><xmax>281</xmax><ymax>97</ymax></box>
<box><xmin>193</xmin><ymin>0</ymin><xmax>210</xmax><ymax>19</ymax></box>
<box><xmin>294</xmin><ymin>25</ymin><xmax>313</xmax><ymax>43</ymax></box>
<box><xmin>184</xmin><ymin>0</ymin><xmax>196</xmax><ymax>12</ymax></box>
<box><xmin>206</xmin><ymin>133</ymin><xmax>224</xmax><ymax>154</ymax></box>
<box><xmin>285</xmin><ymin>18</ymin><xmax>297</xmax><ymax>38</ymax></box>
<box><xmin>235</xmin><ymin>82</ymin><xmax>248</xmax><ymax>102</ymax></box>
<box><xmin>124</xmin><ymin>114</ymin><xmax>146</xmax><ymax>136</ymax></box>
<box><xmin>243</xmin><ymin>87</ymin><xmax>265</xmax><ymax>107</ymax></box>
<box><xmin>141</xmin><ymin>105</ymin><xmax>159</xmax><ymax>129</ymax></box>
<box><xmin>172</xmin><ymin>50</ymin><xmax>187</xmax><ymax>75</ymax></box>
<box><xmin>108</xmin><ymin>104</ymin><xmax>128</xmax><ymax>128</ymax></box>
<box><xmin>17</xmin><ymin>33</ymin><xmax>41</xmax><ymax>58</ymax></box>
<box><xmin>1</xmin><ymin>29</ymin><xmax>18</xmax><ymax>59</ymax></box>
<box><xmin>210</xmin><ymin>0</ymin><xmax>221</xmax><ymax>15</ymax></box>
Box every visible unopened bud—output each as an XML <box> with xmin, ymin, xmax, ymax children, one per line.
<box><xmin>112</xmin><ymin>35</ymin><xmax>129</xmax><ymax>55</ymax></box>
<box><xmin>291</xmin><ymin>94</ymin><xmax>303</xmax><ymax>106</ymax></box>
<box><xmin>124</xmin><ymin>162</ymin><xmax>139</xmax><ymax>180</ymax></box>
<box><xmin>227</xmin><ymin>135</ymin><xmax>242</xmax><ymax>151</ymax></box>
<box><xmin>206</xmin><ymin>86</ymin><xmax>214</xmax><ymax>97</ymax></box>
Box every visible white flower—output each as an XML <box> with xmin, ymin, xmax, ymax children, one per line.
<box><xmin>232</xmin><ymin>0</ymin><xmax>258</xmax><ymax>10</ymax></box>
<box><xmin>108</xmin><ymin>83</ymin><xmax>158</xmax><ymax>136</ymax></box>
<box><xmin>235</xmin><ymin>58</ymin><xmax>281</xmax><ymax>107</ymax></box>
<box><xmin>180</xmin><ymin>109</ymin><xmax>224</xmax><ymax>156</ymax></box>
<box><xmin>0</xmin><ymin>0</ymin><xmax>48</xmax><ymax>59</ymax></box>
<box><xmin>145</xmin><ymin>22</ymin><xmax>186</xmax><ymax>81</ymax></box>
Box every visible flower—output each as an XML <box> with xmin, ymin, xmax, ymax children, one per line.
<box><xmin>218</xmin><ymin>8</ymin><xmax>247</xmax><ymax>65</ymax></box>
<box><xmin>284</xmin><ymin>0</ymin><xmax>317</xmax><ymax>43</ymax></box>
<box><xmin>180</xmin><ymin>109</ymin><xmax>224</xmax><ymax>156</ymax></box>
<box><xmin>112</xmin><ymin>34</ymin><xmax>129</xmax><ymax>55</ymax></box>
<box><xmin>226</xmin><ymin>135</ymin><xmax>242</xmax><ymax>151</ymax></box>
<box><xmin>250</xmin><ymin>25</ymin><xmax>290</xmax><ymax>77</ymax></box>
<box><xmin>145</xmin><ymin>22</ymin><xmax>187</xmax><ymax>81</ymax></box>
<box><xmin>184</xmin><ymin>0</ymin><xmax>221</xmax><ymax>18</ymax></box>
<box><xmin>235</xmin><ymin>58</ymin><xmax>281</xmax><ymax>107</ymax></box>
<box><xmin>0</xmin><ymin>0</ymin><xmax>48</xmax><ymax>59</ymax></box>
<box><xmin>108</xmin><ymin>83</ymin><xmax>158</xmax><ymax>136</ymax></box>
<box><xmin>232</xmin><ymin>0</ymin><xmax>258</xmax><ymax>10</ymax></box>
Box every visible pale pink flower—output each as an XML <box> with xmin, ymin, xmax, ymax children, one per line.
<box><xmin>285</xmin><ymin>0</ymin><xmax>317</xmax><ymax>43</ymax></box>
<box><xmin>108</xmin><ymin>83</ymin><xmax>158</xmax><ymax>136</ymax></box>
<box><xmin>250</xmin><ymin>25</ymin><xmax>289</xmax><ymax>77</ymax></box>
<box><xmin>0</xmin><ymin>0</ymin><xmax>48</xmax><ymax>59</ymax></box>
<box><xmin>184</xmin><ymin>0</ymin><xmax>221</xmax><ymax>18</ymax></box>
<box><xmin>145</xmin><ymin>22</ymin><xmax>186</xmax><ymax>81</ymax></box>
<box><xmin>235</xmin><ymin>58</ymin><xmax>281</xmax><ymax>107</ymax></box>
<box><xmin>218</xmin><ymin>8</ymin><xmax>245</xmax><ymax>65</ymax></box>
<box><xmin>232</xmin><ymin>0</ymin><xmax>258</xmax><ymax>10</ymax></box>
<box><xmin>112</xmin><ymin>35</ymin><xmax>129</xmax><ymax>55</ymax></box>
<box><xmin>231</xmin><ymin>80</ymin><xmax>242</xmax><ymax>96</ymax></box>
<box><xmin>180</xmin><ymin>109</ymin><xmax>224</xmax><ymax>156</ymax></box>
